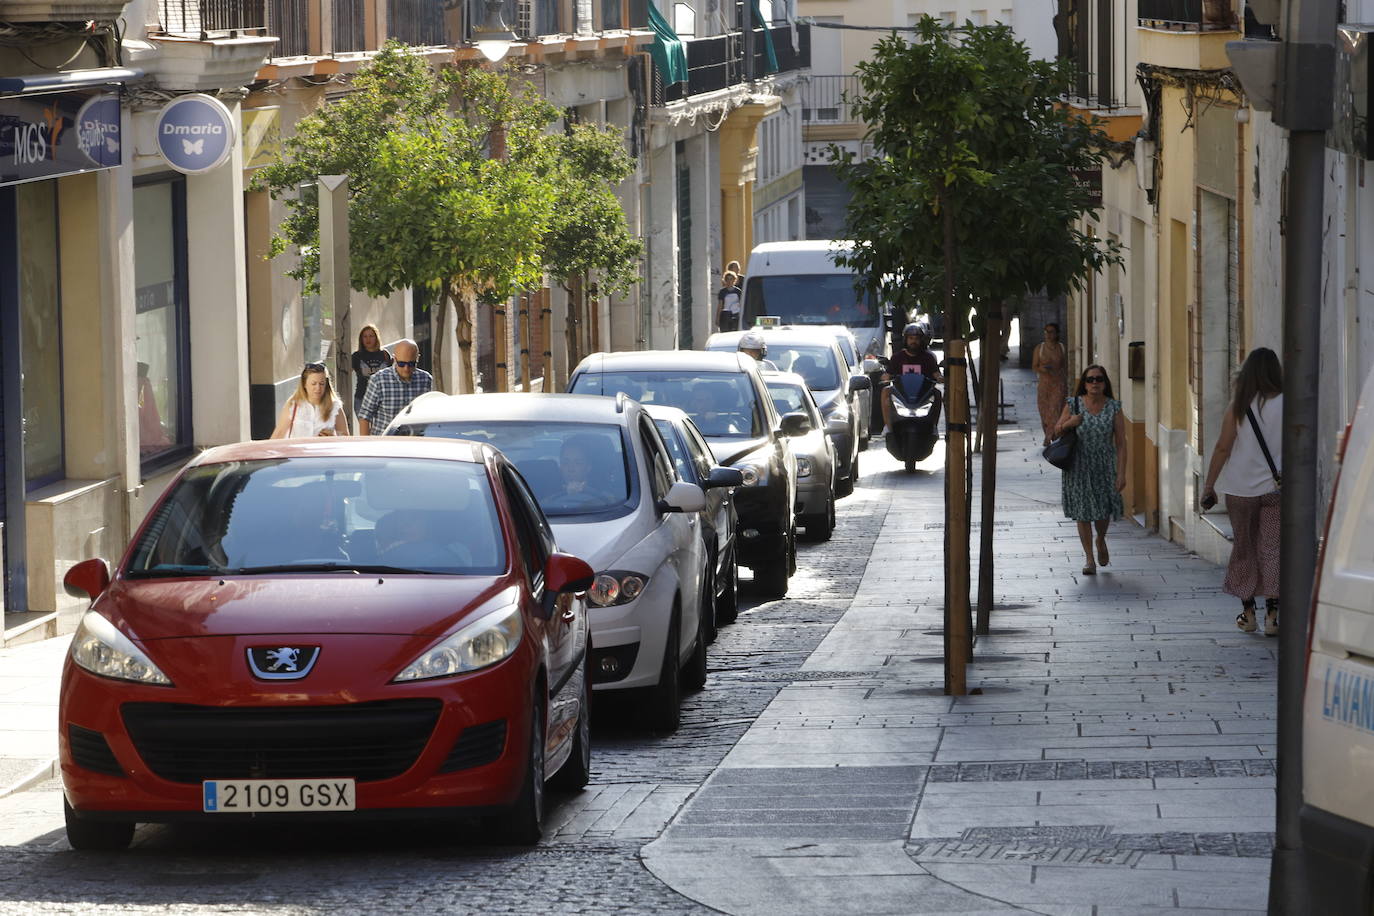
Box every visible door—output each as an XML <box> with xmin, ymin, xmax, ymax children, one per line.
<box><xmin>639</xmin><ymin>416</ymin><xmax>703</xmax><ymax>656</ymax></box>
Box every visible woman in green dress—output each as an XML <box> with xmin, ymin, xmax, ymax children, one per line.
<box><xmin>1053</xmin><ymin>365</ymin><xmax>1127</xmax><ymax>576</ymax></box>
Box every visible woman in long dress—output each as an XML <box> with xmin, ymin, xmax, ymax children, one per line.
<box><xmin>270</xmin><ymin>362</ymin><xmax>350</xmax><ymax>439</ymax></box>
<box><xmin>1033</xmin><ymin>322</ymin><xmax>1068</xmax><ymax>446</ymax></box>
<box><xmin>1053</xmin><ymin>364</ymin><xmax>1127</xmax><ymax>576</ymax></box>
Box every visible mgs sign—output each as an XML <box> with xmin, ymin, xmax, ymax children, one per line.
<box><xmin>0</xmin><ymin>89</ymin><xmax>122</xmax><ymax>187</ymax></box>
<box><xmin>156</xmin><ymin>94</ymin><xmax>237</xmax><ymax>175</ymax></box>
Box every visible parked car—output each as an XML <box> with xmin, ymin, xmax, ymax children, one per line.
<box><xmin>567</xmin><ymin>350</ymin><xmax>808</xmax><ymax>598</ymax></box>
<box><xmin>645</xmin><ymin>405</ymin><xmax>746</xmax><ymax>630</ymax></box>
<box><xmin>59</xmin><ymin>437</ymin><xmax>596</xmax><ymax>850</ymax></box>
<box><xmin>823</xmin><ymin>324</ymin><xmax>874</xmax><ymax>449</ymax></box>
<box><xmin>1302</xmin><ymin>366</ymin><xmax>1374</xmax><ymax>910</ymax></box>
<box><xmin>705</xmin><ymin>327</ymin><xmax>869</xmax><ymax>497</ymax></box>
<box><xmin>762</xmin><ymin>370</ymin><xmax>835</xmax><ymax>541</ymax></box>
<box><xmin>387</xmin><ymin>393</ymin><xmax>710</xmax><ymax>732</ymax></box>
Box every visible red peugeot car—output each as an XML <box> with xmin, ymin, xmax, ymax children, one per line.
<box><xmin>58</xmin><ymin>437</ymin><xmax>594</xmax><ymax>850</ymax></box>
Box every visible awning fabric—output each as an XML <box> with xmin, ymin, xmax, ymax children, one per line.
<box><xmin>647</xmin><ymin>3</ymin><xmax>688</xmax><ymax>86</ymax></box>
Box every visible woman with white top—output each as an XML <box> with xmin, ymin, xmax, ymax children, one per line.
<box><xmin>270</xmin><ymin>362</ymin><xmax>350</xmax><ymax>439</ymax></box>
<box><xmin>1201</xmin><ymin>348</ymin><xmax>1283</xmax><ymax>636</ymax></box>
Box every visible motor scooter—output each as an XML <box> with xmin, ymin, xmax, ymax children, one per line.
<box><xmin>881</xmin><ymin>365</ymin><xmax>941</xmax><ymax>472</ymax></box>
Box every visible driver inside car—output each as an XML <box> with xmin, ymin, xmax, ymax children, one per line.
<box><xmin>557</xmin><ymin>435</ymin><xmax>614</xmax><ymax>504</ymax></box>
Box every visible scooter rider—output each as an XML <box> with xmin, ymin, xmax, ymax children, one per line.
<box><xmin>738</xmin><ymin>330</ymin><xmax>779</xmax><ymax>370</ymax></box>
<box><xmin>881</xmin><ymin>322</ymin><xmax>943</xmax><ymax>432</ymax></box>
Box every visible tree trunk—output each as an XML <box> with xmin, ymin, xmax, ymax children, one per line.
<box><xmin>455</xmin><ymin>285</ymin><xmax>476</xmax><ymax>395</ymax></box>
<box><xmin>432</xmin><ymin>282</ymin><xmax>450</xmax><ymax>394</ymax></box>
<box><xmin>940</xmin><ymin>186</ymin><xmax>969</xmax><ymax>696</ymax></box>
<box><xmin>976</xmin><ymin>303</ymin><xmax>1004</xmax><ymax>636</ymax></box>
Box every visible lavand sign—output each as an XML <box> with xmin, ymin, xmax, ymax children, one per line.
<box><xmin>155</xmin><ymin>94</ymin><xmax>236</xmax><ymax>175</ymax></box>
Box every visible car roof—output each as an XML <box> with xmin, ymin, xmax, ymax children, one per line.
<box><xmin>760</xmin><ymin>370</ymin><xmax>810</xmax><ymax>389</ymax></box>
<box><xmin>576</xmin><ymin>350</ymin><xmax>758</xmax><ymax>373</ymax></box>
<box><xmin>387</xmin><ymin>392</ymin><xmax>641</xmax><ymax>429</ymax></box>
<box><xmin>193</xmin><ymin>436</ymin><xmax>487</xmax><ymax>467</ymax></box>
<box><xmin>705</xmin><ymin>328</ymin><xmax>846</xmax><ymax>349</ymax></box>
<box><xmin>643</xmin><ymin>403</ymin><xmax>689</xmax><ymax>423</ymax></box>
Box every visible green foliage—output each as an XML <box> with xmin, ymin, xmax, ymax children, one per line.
<box><xmin>831</xmin><ymin>17</ymin><xmax>1120</xmax><ymax>334</ymax></box>
<box><xmin>253</xmin><ymin>41</ymin><xmax>639</xmax><ymax>301</ymax></box>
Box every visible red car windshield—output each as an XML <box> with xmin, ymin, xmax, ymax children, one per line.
<box><xmin>125</xmin><ymin>457</ymin><xmax>507</xmax><ymax>577</ymax></box>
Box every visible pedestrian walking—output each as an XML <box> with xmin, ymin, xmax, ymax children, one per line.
<box><xmin>270</xmin><ymin>362</ymin><xmax>350</xmax><ymax>439</ymax></box>
<box><xmin>350</xmin><ymin>324</ymin><xmax>393</xmax><ymax>410</ymax></box>
<box><xmin>717</xmin><ymin>270</ymin><xmax>742</xmax><ymax>332</ymax></box>
<box><xmin>1054</xmin><ymin>364</ymin><xmax>1126</xmax><ymax>576</ymax></box>
<box><xmin>357</xmin><ymin>339</ymin><xmax>433</xmax><ymax>435</ymax></box>
<box><xmin>1200</xmin><ymin>347</ymin><xmax>1283</xmax><ymax>636</ymax></box>
<box><xmin>1032</xmin><ymin>322</ymin><xmax>1068</xmax><ymax>446</ymax></box>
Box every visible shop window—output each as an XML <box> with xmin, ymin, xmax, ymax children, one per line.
<box><xmin>134</xmin><ymin>177</ymin><xmax>191</xmax><ymax>471</ymax></box>
<box><xmin>18</xmin><ymin>182</ymin><xmax>63</xmax><ymax>490</ymax></box>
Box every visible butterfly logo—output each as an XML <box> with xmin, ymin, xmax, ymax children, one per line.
<box><xmin>105</xmin><ymin>136</ymin><xmax>119</xmax><ymax>154</ymax></box>
<box><xmin>181</xmin><ymin>138</ymin><xmax>204</xmax><ymax>156</ymax></box>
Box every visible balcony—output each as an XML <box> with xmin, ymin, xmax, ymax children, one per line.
<box><xmin>801</xmin><ymin>74</ymin><xmax>859</xmax><ymax>124</ymax></box>
<box><xmin>0</xmin><ymin>0</ymin><xmax>132</xmax><ymax>22</ymax></box>
<box><xmin>649</xmin><ymin>23</ymin><xmax>808</xmax><ymax>105</ymax></box>
<box><xmin>1137</xmin><ymin>0</ymin><xmax>1236</xmax><ymax>32</ymax></box>
<box><xmin>1056</xmin><ymin>0</ymin><xmax>1127</xmax><ymax>109</ymax></box>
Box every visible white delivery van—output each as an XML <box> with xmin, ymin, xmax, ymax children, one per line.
<box><xmin>1301</xmin><ymin>365</ymin><xmax>1374</xmax><ymax>911</ymax></box>
<box><xmin>741</xmin><ymin>240</ymin><xmax>890</xmax><ymax>430</ymax></box>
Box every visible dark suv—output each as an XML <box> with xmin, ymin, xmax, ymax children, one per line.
<box><xmin>568</xmin><ymin>350</ymin><xmax>808</xmax><ymax>597</ymax></box>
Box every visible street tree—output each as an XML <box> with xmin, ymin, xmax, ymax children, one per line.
<box><xmin>255</xmin><ymin>42</ymin><xmax>639</xmax><ymax>394</ymax></box>
<box><xmin>831</xmin><ymin>18</ymin><xmax>1118</xmax><ymax>690</ymax></box>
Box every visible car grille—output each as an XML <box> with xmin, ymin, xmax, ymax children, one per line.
<box><xmin>68</xmin><ymin>724</ymin><xmax>125</xmax><ymax>777</ymax></box>
<box><xmin>438</xmin><ymin>719</ymin><xmax>507</xmax><ymax>773</ymax></box>
<box><xmin>121</xmin><ymin>699</ymin><xmax>442</xmax><ymax>784</ymax></box>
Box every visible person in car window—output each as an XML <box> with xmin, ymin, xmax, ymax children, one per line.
<box><xmin>557</xmin><ymin>435</ymin><xmax>615</xmax><ymax>504</ymax></box>
<box><xmin>738</xmin><ymin>331</ymin><xmax>778</xmax><ymax>370</ymax></box>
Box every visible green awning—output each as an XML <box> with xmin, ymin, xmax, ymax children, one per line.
<box><xmin>751</xmin><ymin>0</ymin><xmax>778</xmax><ymax>74</ymax></box>
<box><xmin>647</xmin><ymin>3</ymin><xmax>688</xmax><ymax>86</ymax></box>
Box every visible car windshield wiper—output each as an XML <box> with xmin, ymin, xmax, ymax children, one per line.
<box><xmin>223</xmin><ymin>563</ymin><xmax>438</xmax><ymax>576</ymax></box>
<box><xmin>126</xmin><ymin>564</ymin><xmax>216</xmax><ymax>578</ymax></box>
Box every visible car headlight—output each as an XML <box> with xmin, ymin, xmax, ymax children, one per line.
<box><xmin>393</xmin><ymin>605</ymin><xmax>523</xmax><ymax>681</ymax></box>
<box><xmin>588</xmin><ymin>571</ymin><xmax>648</xmax><ymax>607</ymax></box>
<box><xmin>70</xmin><ymin>611</ymin><xmax>172</xmax><ymax>686</ymax></box>
<box><xmin>734</xmin><ymin>462</ymin><xmax>767</xmax><ymax>486</ymax></box>
<box><xmin>796</xmin><ymin>456</ymin><xmax>813</xmax><ymax>478</ymax></box>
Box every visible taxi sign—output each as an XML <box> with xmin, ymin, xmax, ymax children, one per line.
<box><xmin>754</xmin><ymin>316</ymin><xmax>781</xmax><ymax>328</ymax></box>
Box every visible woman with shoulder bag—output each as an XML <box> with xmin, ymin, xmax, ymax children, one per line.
<box><xmin>1054</xmin><ymin>365</ymin><xmax>1127</xmax><ymax>577</ymax></box>
<box><xmin>270</xmin><ymin>362</ymin><xmax>350</xmax><ymax>439</ymax></box>
<box><xmin>1201</xmin><ymin>348</ymin><xmax>1283</xmax><ymax>636</ymax></box>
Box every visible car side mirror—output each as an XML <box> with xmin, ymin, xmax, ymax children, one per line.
<box><xmin>64</xmin><ymin>558</ymin><xmax>111</xmax><ymax>601</ymax></box>
<box><xmin>704</xmin><ymin>466</ymin><xmax>745</xmax><ymax>489</ymax></box>
<box><xmin>780</xmin><ymin>411</ymin><xmax>812</xmax><ymax>437</ymax></box>
<box><xmin>544</xmin><ymin>552</ymin><xmax>595</xmax><ymax>596</ymax></box>
<box><xmin>849</xmin><ymin>375</ymin><xmax>872</xmax><ymax>392</ymax></box>
<box><xmin>657</xmin><ymin>480</ymin><xmax>707</xmax><ymax>514</ymax></box>
<box><xmin>862</xmin><ymin>357</ymin><xmax>882</xmax><ymax>374</ymax></box>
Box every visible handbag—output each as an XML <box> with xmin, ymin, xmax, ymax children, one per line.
<box><xmin>1246</xmin><ymin>405</ymin><xmax>1282</xmax><ymax>491</ymax></box>
<box><xmin>1043</xmin><ymin>397</ymin><xmax>1079</xmax><ymax>470</ymax></box>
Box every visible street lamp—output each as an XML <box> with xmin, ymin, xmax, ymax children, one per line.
<box><xmin>472</xmin><ymin>0</ymin><xmax>518</xmax><ymax>62</ymax></box>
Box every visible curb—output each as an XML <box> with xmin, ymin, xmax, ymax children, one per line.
<box><xmin>0</xmin><ymin>758</ymin><xmax>58</xmax><ymax>801</ymax></box>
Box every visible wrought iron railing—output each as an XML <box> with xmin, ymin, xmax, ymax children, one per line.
<box><xmin>649</xmin><ymin>23</ymin><xmax>810</xmax><ymax>105</ymax></box>
<box><xmin>388</xmin><ymin>0</ymin><xmax>447</xmax><ymax>45</ymax></box>
<box><xmin>773</xmin><ymin>21</ymin><xmax>809</xmax><ymax>72</ymax></box>
<box><xmin>160</xmin><ymin>0</ymin><xmax>268</xmax><ymax>33</ymax></box>
<box><xmin>268</xmin><ymin>0</ymin><xmax>308</xmax><ymax>54</ymax></box>
<box><xmin>333</xmin><ymin>0</ymin><xmax>367</xmax><ymax>51</ymax></box>
<box><xmin>1137</xmin><ymin>0</ymin><xmax>1237</xmax><ymax>31</ymax></box>
<box><xmin>801</xmin><ymin>74</ymin><xmax>859</xmax><ymax>123</ymax></box>
<box><xmin>1057</xmin><ymin>0</ymin><xmax>1124</xmax><ymax>109</ymax></box>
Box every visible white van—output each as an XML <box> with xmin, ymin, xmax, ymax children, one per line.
<box><xmin>1301</xmin><ymin>366</ymin><xmax>1374</xmax><ymax>909</ymax></box>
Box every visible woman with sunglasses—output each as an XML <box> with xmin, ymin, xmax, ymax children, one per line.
<box><xmin>1053</xmin><ymin>365</ymin><xmax>1127</xmax><ymax>576</ymax></box>
<box><xmin>270</xmin><ymin>362</ymin><xmax>350</xmax><ymax>439</ymax></box>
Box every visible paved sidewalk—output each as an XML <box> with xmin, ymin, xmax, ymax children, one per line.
<box><xmin>0</xmin><ymin>635</ymin><xmax>70</xmax><ymax>799</ymax></box>
<box><xmin>644</xmin><ymin>363</ymin><xmax>1276</xmax><ymax>914</ymax></box>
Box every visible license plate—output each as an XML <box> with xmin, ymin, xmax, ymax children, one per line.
<box><xmin>202</xmin><ymin>778</ymin><xmax>356</xmax><ymax>813</ymax></box>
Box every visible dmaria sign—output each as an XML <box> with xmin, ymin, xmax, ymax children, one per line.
<box><xmin>156</xmin><ymin>94</ymin><xmax>237</xmax><ymax>175</ymax></box>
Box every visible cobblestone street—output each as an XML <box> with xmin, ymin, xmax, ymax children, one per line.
<box><xmin>0</xmin><ymin>364</ymin><xmax>1277</xmax><ymax>915</ymax></box>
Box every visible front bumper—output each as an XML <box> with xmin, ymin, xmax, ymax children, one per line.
<box><xmin>60</xmin><ymin>641</ymin><xmax>537</xmax><ymax>818</ymax></box>
<box><xmin>794</xmin><ymin>477</ymin><xmax>831</xmax><ymax>517</ymax></box>
<box><xmin>585</xmin><ymin>569</ymin><xmax>676</xmax><ymax>693</ymax></box>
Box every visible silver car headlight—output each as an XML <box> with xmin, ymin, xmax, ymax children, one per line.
<box><xmin>588</xmin><ymin>571</ymin><xmax>648</xmax><ymax>607</ymax></box>
<box><xmin>394</xmin><ymin>605</ymin><xmax>523</xmax><ymax>681</ymax></box>
<box><xmin>734</xmin><ymin>460</ymin><xmax>768</xmax><ymax>486</ymax></box>
<box><xmin>796</xmin><ymin>456</ymin><xmax>813</xmax><ymax>478</ymax></box>
<box><xmin>71</xmin><ymin>611</ymin><xmax>172</xmax><ymax>686</ymax></box>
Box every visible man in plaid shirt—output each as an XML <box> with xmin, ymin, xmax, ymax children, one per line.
<box><xmin>357</xmin><ymin>339</ymin><xmax>434</xmax><ymax>435</ymax></box>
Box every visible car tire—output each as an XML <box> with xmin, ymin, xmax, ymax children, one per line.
<box><xmin>642</xmin><ymin>608</ymin><xmax>681</xmax><ymax>732</ymax></box>
<box><xmin>702</xmin><ymin>564</ymin><xmax>718</xmax><ymax>644</ymax></box>
<box><xmin>717</xmin><ymin>548</ymin><xmax>739</xmax><ymax>625</ymax></box>
<box><xmin>904</xmin><ymin>455</ymin><xmax>917</xmax><ymax>473</ymax></box>
<box><xmin>495</xmin><ymin>697</ymin><xmax>545</xmax><ymax>845</ymax></box>
<box><xmin>549</xmin><ymin>656</ymin><xmax>592</xmax><ymax>792</ymax></box>
<box><xmin>802</xmin><ymin>493</ymin><xmax>835</xmax><ymax>541</ymax></box>
<box><xmin>836</xmin><ymin>451</ymin><xmax>859</xmax><ymax>498</ymax></box>
<box><xmin>684</xmin><ymin>593</ymin><xmax>709</xmax><ymax>692</ymax></box>
<box><xmin>788</xmin><ymin>524</ymin><xmax>797</xmax><ymax>576</ymax></box>
<box><xmin>64</xmin><ymin>801</ymin><xmax>134</xmax><ymax>852</ymax></box>
<box><xmin>755</xmin><ymin>533</ymin><xmax>792</xmax><ymax>597</ymax></box>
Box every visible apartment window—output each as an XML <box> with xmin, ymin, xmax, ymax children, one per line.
<box><xmin>134</xmin><ymin>177</ymin><xmax>192</xmax><ymax>470</ymax></box>
<box><xmin>16</xmin><ymin>182</ymin><xmax>63</xmax><ymax>489</ymax></box>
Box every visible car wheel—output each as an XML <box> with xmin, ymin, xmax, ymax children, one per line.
<box><xmin>684</xmin><ymin>584</ymin><xmax>710</xmax><ymax>692</ymax></box>
<box><xmin>549</xmin><ymin>656</ymin><xmax>592</xmax><ymax>792</ymax></box>
<box><xmin>788</xmin><ymin>524</ymin><xmax>797</xmax><ymax>576</ymax></box>
<box><xmin>64</xmin><ymin>800</ymin><xmax>134</xmax><ymax>852</ymax></box>
<box><xmin>495</xmin><ymin>696</ymin><xmax>545</xmax><ymax>845</ymax></box>
<box><xmin>717</xmin><ymin>548</ymin><xmax>739</xmax><ymax>625</ymax></box>
<box><xmin>904</xmin><ymin>455</ymin><xmax>917</xmax><ymax>473</ymax></box>
<box><xmin>802</xmin><ymin>493</ymin><xmax>835</xmax><ymax>542</ymax></box>
<box><xmin>836</xmin><ymin>451</ymin><xmax>858</xmax><ymax>498</ymax></box>
<box><xmin>703</xmin><ymin>564</ymin><xmax>718</xmax><ymax>644</ymax></box>
<box><xmin>642</xmin><ymin>608</ymin><xmax>681</xmax><ymax>732</ymax></box>
<box><xmin>755</xmin><ymin>534</ymin><xmax>791</xmax><ymax>598</ymax></box>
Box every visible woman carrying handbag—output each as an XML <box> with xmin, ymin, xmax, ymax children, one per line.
<box><xmin>1201</xmin><ymin>348</ymin><xmax>1283</xmax><ymax>636</ymax></box>
<box><xmin>1053</xmin><ymin>365</ymin><xmax>1127</xmax><ymax>577</ymax></box>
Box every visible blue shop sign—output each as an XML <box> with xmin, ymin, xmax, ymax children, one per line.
<box><xmin>0</xmin><ymin>89</ymin><xmax>123</xmax><ymax>187</ymax></box>
<box><xmin>156</xmin><ymin>94</ymin><xmax>236</xmax><ymax>175</ymax></box>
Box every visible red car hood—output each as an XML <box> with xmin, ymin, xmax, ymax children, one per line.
<box><xmin>100</xmin><ymin>575</ymin><xmax>512</xmax><ymax>640</ymax></box>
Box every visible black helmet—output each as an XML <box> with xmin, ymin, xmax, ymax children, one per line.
<box><xmin>904</xmin><ymin>321</ymin><xmax>931</xmax><ymax>339</ymax></box>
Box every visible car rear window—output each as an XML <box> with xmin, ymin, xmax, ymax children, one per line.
<box><xmin>765</xmin><ymin>380</ymin><xmax>822</xmax><ymax>427</ymax></box>
<box><xmin>766</xmin><ymin>345</ymin><xmax>842</xmax><ymax>389</ymax></box>
<box><xmin>391</xmin><ymin>421</ymin><xmax>632</xmax><ymax>519</ymax></box>
<box><xmin>125</xmin><ymin>458</ymin><xmax>506</xmax><ymax>577</ymax></box>
<box><xmin>570</xmin><ymin>371</ymin><xmax>764</xmax><ymax>439</ymax></box>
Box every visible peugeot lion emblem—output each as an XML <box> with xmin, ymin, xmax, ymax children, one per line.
<box><xmin>247</xmin><ymin>646</ymin><xmax>321</xmax><ymax>680</ymax></box>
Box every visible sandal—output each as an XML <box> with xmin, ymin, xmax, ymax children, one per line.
<box><xmin>1265</xmin><ymin>600</ymin><xmax>1279</xmax><ymax>637</ymax></box>
<box><xmin>1236</xmin><ymin>605</ymin><xmax>1258</xmax><ymax>633</ymax></box>
<box><xmin>1082</xmin><ymin>564</ymin><xmax>1096</xmax><ymax>576</ymax></box>
<box><xmin>1096</xmin><ymin>537</ymin><xmax>1110</xmax><ymax>567</ymax></box>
